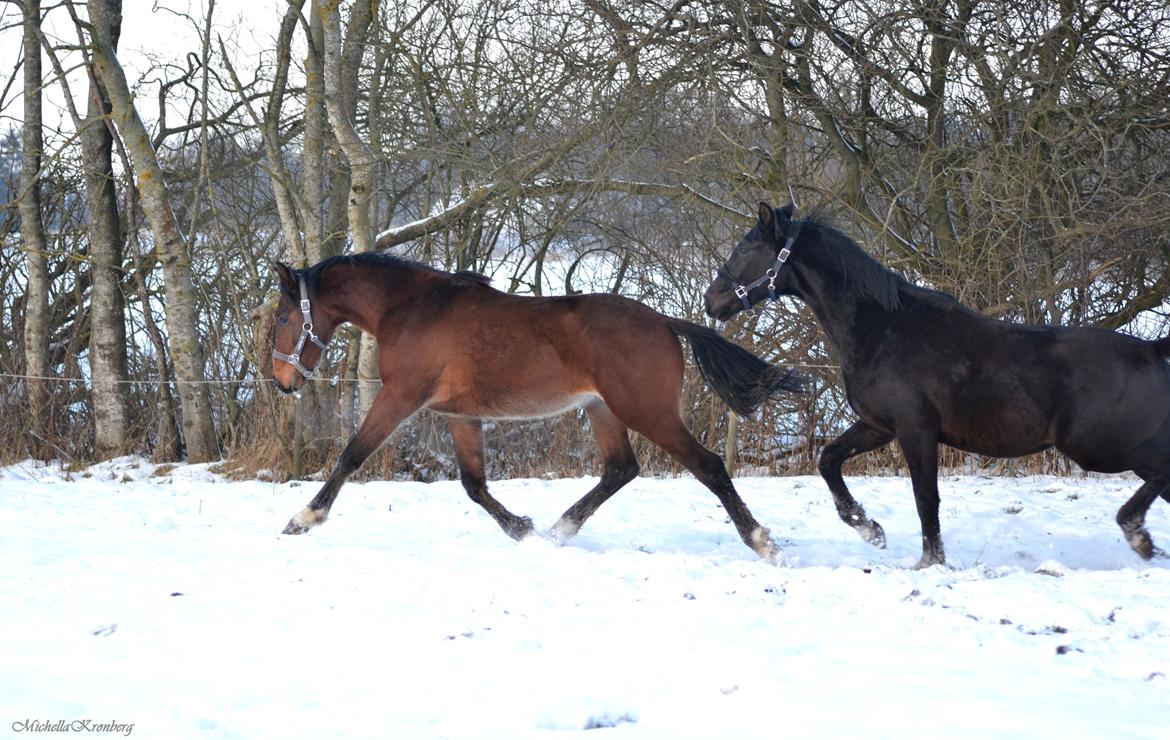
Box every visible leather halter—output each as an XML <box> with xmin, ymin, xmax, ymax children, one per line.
<box><xmin>716</xmin><ymin>219</ymin><xmax>804</xmax><ymax>312</ymax></box>
<box><xmin>272</xmin><ymin>276</ymin><xmax>329</xmax><ymax>380</ymax></box>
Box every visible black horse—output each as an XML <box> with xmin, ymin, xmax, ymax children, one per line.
<box><xmin>706</xmin><ymin>201</ymin><xmax>1170</xmax><ymax>568</ymax></box>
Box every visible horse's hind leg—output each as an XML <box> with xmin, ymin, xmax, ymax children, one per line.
<box><xmin>637</xmin><ymin>420</ymin><xmax>779</xmax><ymax>561</ymax></box>
<box><xmin>1118</xmin><ymin>477</ymin><xmax>1170</xmax><ymax>559</ymax></box>
<box><xmin>818</xmin><ymin>421</ymin><xmax>894</xmax><ymax>548</ymax></box>
<box><xmin>448</xmin><ymin>417</ymin><xmax>534</xmax><ymax>540</ymax></box>
<box><xmin>549</xmin><ymin>401</ymin><xmax>639</xmax><ymax>542</ymax></box>
<box><xmin>283</xmin><ymin>386</ymin><xmax>421</xmax><ymax>534</ymax></box>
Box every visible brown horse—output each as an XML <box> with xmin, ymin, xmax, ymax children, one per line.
<box><xmin>271</xmin><ymin>253</ymin><xmax>804</xmax><ymax>560</ymax></box>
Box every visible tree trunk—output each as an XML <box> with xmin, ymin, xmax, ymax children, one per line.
<box><xmin>21</xmin><ymin>0</ymin><xmax>52</xmax><ymax>459</ymax></box>
<box><xmin>302</xmin><ymin>0</ymin><xmax>328</xmax><ymax>263</ymax></box>
<box><xmin>81</xmin><ymin>0</ymin><xmax>130</xmax><ymax>459</ymax></box>
<box><xmin>724</xmin><ymin>412</ymin><xmax>739</xmax><ymax>478</ymax></box>
<box><xmin>87</xmin><ymin>0</ymin><xmax>219</xmax><ymax>462</ymax></box>
<box><xmin>320</xmin><ymin>0</ymin><xmax>380</xmax><ymax>416</ymax></box>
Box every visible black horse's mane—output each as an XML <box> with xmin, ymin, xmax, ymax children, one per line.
<box><xmin>307</xmin><ymin>251</ymin><xmax>492</xmax><ymax>287</ymax></box>
<box><xmin>803</xmin><ymin>212</ymin><xmax>905</xmax><ymax>311</ymax></box>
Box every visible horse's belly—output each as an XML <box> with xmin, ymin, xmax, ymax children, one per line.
<box><xmin>430</xmin><ymin>390</ymin><xmax>599</xmax><ymax>420</ymax></box>
<box><xmin>484</xmin><ymin>392</ymin><xmax>600</xmax><ymax>420</ymax></box>
<box><xmin>939</xmin><ymin>413</ymin><xmax>1054</xmax><ymax>458</ymax></box>
<box><xmin>940</xmin><ymin>433</ymin><xmax>1052</xmax><ymax>458</ymax></box>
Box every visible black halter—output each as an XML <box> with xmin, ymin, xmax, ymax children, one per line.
<box><xmin>272</xmin><ymin>276</ymin><xmax>329</xmax><ymax>380</ymax></box>
<box><xmin>717</xmin><ymin>219</ymin><xmax>804</xmax><ymax>312</ymax></box>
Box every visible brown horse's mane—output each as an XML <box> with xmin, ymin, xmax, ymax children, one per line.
<box><xmin>307</xmin><ymin>251</ymin><xmax>493</xmax><ymax>288</ymax></box>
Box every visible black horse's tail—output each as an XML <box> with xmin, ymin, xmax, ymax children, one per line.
<box><xmin>667</xmin><ymin>319</ymin><xmax>807</xmax><ymax>416</ymax></box>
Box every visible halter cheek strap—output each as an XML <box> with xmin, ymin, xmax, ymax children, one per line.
<box><xmin>718</xmin><ymin>219</ymin><xmax>803</xmax><ymax>312</ymax></box>
<box><xmin>272</xmin><ymin>276</ymin><xmax>329</xmax><ymax>380</ymax></box>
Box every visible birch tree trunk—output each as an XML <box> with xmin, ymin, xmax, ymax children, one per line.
<box><xmin>20</xmin><ymin>0</ymin><xmax>51</xmax><ymax>459</ymax></box>
<box><xmin>301</xmin><ymin>0</ymin><xmax>328</xmax><ymax>264</ymax></box>
<box><xmin>86</xmin><ymin>0</ymin><xmax>219</xmax><ymax>462</ymax></box>
<box><xmin>81</xmin><ymin>0</ymin><xmax>130</xmax><ymax>459</ymax></box>
<box><xmin>319</xmin><ymin>0</ymin><xmax>380</xmax><ymax>417</ymax></box>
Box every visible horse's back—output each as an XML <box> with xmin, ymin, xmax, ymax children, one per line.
<box><xmin>422</xmin><ymin>289</ymin><xmax>684</xmax><ymax>420</ymax></box>
<box><xmin>855</xmin><ymin>294</ymin><xmax>1170</xmax><ymax>464</ymax></box>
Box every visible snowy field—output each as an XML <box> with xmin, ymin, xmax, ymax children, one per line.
<box><xmin>2</xmin><ymin>458</ymin><xmax>1167</xmax><ymax>739</ymax></box>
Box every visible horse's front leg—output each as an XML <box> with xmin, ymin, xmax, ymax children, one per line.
<box><xmin>896</xmin><ymin>424</ymin><xmax>945</xmax><ymax>568</ymax></box>
<box><xmin>282</xmin><ymin>385</ymin><xmax>422</xmax><ymax>535</ymax></box>
<box><xmin>818</xmin><ymin>420</ymin><xmax>894</xmax><ymax>548</ymax></box>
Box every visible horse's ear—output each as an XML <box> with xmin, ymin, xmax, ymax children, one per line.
<box><xmin>771</xmin><ymin>202</ymin><xmax>796</xmax><ymax>242</ymax></box>
<box><xmin>274</xmin><ymin>262</ymin><xmax>297</xmax><ymax>295</ymax></box>
<box><xmin>757</xmin><ymin>201</ymin><xmax>774</xmax><ymax>228</ymax></box>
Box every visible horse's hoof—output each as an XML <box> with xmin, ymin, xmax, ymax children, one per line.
<box><xmin>505</xmin><ymin>516</ymin><xmax>535</xmax><ymax>541</ymax></box>
<box><xmin>282</xmin><ymin>508</ymin><xmax>326</xmax><ymax>535</ymax></box>
<box><xmin>1124</xmin><ymin>527</ymin><xmax>1156</xmax><ymax>560</ymax></box>
<box><xmin>546</xmin><ymin>517</ymin><xmax>580</xmax><ymax>544</ymax></box>
<box><xmin>858</xmin><ymin>520</ymin><xmax>886</xmax><ymax>549</ymax></box>
<box><xmin>912</xmin><ymin>554</ymin><xmax>946</xmax><ymax>570</ymax></box>
<box><xmin>751</xmin><ymin>526</ymin><xmax>785</xmax><ymax>565</ymax></box>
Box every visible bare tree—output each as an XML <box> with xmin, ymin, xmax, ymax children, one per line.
<box><xmin>79</xmin><ymin>0</ymin><xmax>130</xmax><ymax>458</ymax></box>
<box><xmin>19</xmin><ymin>0</ymin><xmax>52</xmax><ymax>458</ymax></box>
<box><xmin>82</xmin><ymin>0</ymin><xmax>219</xmax><ymax>462</ymax></box>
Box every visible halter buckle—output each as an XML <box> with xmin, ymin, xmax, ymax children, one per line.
<box><xmin>735</xmin><ymin>285</ymin><xmax>749</xmax><ymax>299</ymax></box>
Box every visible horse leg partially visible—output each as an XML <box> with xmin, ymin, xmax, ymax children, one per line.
<box><xmin>448</xmin><ymin>417</ymin><xmax>534</xmax><ymax>540</ymax></box>
<box><xmin>896</xmin><ymin>424</ymin><xmax>945</xmax><ymax>569</ymax></box>
<box><xmin>282</xmin><ymin>386</ymin><xmax>421</xmax><ymax>535</ymax></box>
<box><xmin>548</xmin><ymin>401</ymin><xmax>639</xmax><ymax>543</ymax></box>
<box><xmin>639</xmin><ymin>420</ymin><xmax>779</xmax><ymax>562</ymax></box>
<box><xmin>818</xmin><ymin>420</ymin><xmax>894</xmax><ymax>548</ymax></box>
<box><xmin>1117</xmin><ymin>476</ymin><xmax>1170</xmax><ymax>559</ymax></box>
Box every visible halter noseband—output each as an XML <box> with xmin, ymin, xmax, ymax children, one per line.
<box><xmin>717</xmin><ymin>219</ymin><xmax>804</xmax><ymax>312</ymax></box>
<box><xmin>272</xmin><ymin>275</ymin><xmax>329</xmax><ymax>380</ymax></box>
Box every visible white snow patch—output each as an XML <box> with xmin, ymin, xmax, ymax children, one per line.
<box><xmin>1</xmin><ymin>461</ymin><xmax>1167</xmax><ymax>738</ymax></box>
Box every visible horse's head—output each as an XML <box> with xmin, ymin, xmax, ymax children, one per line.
<box><xmin>705</xmin><ymin>201</ymin><xmax>800</xmax><ymax>321</ymax></box>
<box><xmin>271</xmin><ymin>262</ymin><xmax>335</xmax><ymax>395</ymax></box>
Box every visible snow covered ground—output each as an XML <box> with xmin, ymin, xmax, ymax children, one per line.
<box><xmin>1</xmin><ymin>458</ymin><xmax>1167</xmax><ymax>739</ymax></box>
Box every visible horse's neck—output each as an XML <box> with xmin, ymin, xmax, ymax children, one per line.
<box><xmin>793</xmin><ymin>259</ymin><xmax>891</xmax><ymax>372</ymax></box>
<box><xmin>319</xmin><ymin>263</ymin><xmax>415</xmax><ymax>334</ymax></box>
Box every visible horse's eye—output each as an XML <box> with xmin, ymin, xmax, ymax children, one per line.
<box><xmin>276</xmin><ymin>315</ymin><xmax>289</xmax><ymax>326</ymax></box>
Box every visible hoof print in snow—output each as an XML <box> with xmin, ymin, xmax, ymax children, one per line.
<box><xmin>1145</xmin><ymin>672</ymin><xmax>1165</xmax><ymax>682</ymax></box>
<box><xmin>1055</xmin><ymin>645</ymin><xmax>1082</xmax><ymax>655</ymax></box>
<box><xmin>92</xmin><ymin>623</ymin><xmax>117</xmax><ymax>637</ymax></box>
<box><xmin>583</xmin><ymin>713</ymin><xmax>636</xmax><ymax>730</ymax></box>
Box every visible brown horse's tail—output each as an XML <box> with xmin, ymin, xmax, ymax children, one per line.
<box><xmin>667</xmin><ymin>319</ymin><xmax>807</xmax><ymax>416</ymax></box>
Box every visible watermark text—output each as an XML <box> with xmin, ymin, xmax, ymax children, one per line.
<box><xmin>12</xmin><ymin>719</ymin><xmax>134</xmax><ymax>736</ymax></box>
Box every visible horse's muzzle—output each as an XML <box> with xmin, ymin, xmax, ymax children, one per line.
<box><xmin>704</xmin><ymin>285</ymin><xmax>740</xmax><ymax>322</ymax></box>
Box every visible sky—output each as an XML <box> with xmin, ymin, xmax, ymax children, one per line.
<box><xmin>0</xmin><ymin>0</ymin><xmax>294</xmax><ymax>142</ymax></box>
